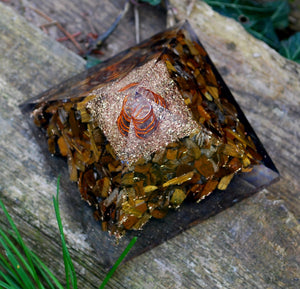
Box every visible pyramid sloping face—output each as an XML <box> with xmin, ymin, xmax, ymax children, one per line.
<box><xmin>26</xmin><ymin>21</ymin><xmax>262</xmax><ymax>237</ymax></box>
<box><xmin>86</xmin><ymin>58</ymin><xmax>199</xmax><ymax>164</ymax></box>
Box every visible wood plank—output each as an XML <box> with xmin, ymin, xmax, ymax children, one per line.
<box><xmin>8</xmin><ymin>0</ymin><xmax>166</xmax><ymax>58</ymax></box>
<box><xmin>0</xmin><ymin>1</ymin><xmax>299</xmax><ymax>288</ymax></box>
<box><xmin>169</xmin><ymin>0</ymin><xmax>300</xmax><ymax>219</ymax></box>
<box><xmin>0</xmin><ymin>2</ymin><xmax>91</xmax><ymax>287</ymax></box>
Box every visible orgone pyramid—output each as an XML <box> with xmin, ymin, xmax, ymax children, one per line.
<box><xmin>21</xmin><ymin>21</ymin><xmax>278</xmax><ymax>240</ymax></box>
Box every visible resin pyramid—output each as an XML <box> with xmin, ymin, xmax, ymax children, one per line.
<box><xmin>21</xmin><ymin>21</ymin><xmax>278</xmax><ymax>240</ymax></box>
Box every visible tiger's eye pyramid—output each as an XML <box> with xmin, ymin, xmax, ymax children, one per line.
<box><xmin>21</xmin><ymin>21</ymin><xmax>279</xmax><ymax>264</ymax></box>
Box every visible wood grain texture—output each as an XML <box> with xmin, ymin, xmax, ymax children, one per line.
<box><xmin>0</xmin><ymin>1</ymin><xmax>299</xmax><ymax>288</ymax></box>
<box><xmin>169</xmin><ymin>0</ymin><xmax>300</xmax><ymax>219</ymax></box>
<box><xmin>9</xmin><ymin>0</ymin><xmax>166</xmax><ymax>58</ymax></box>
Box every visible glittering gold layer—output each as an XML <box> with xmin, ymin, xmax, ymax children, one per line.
<box><xmin>87</xmin><ymin>59</ymin><xmax>199</xmax><ymax>164</ymax></box>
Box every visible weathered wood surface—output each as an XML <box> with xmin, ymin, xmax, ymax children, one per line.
<box><xmin>0</xmin><ymin>1</ymin><xmax>299</xmax><ymax>288</ymax></box>
<box><xmin>169</xmin><ymin>0</ymin><xmax>300</xmax><ymax>219</ymax></box>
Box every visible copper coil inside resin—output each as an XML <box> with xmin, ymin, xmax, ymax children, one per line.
<box><xmin>117</xmin><ymin>84</ymin><xmax>167</xmax><ymax>138</ymax></box>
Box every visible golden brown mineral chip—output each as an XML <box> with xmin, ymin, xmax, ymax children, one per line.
<box><xmin>21</xmin><ymin>21</ymin><xmax>272</xmax><ymax>238</ymax></box>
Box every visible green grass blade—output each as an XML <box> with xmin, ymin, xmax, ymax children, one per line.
<box><xmin>53</xmin><ymin>176</ymin><xmax>77</xmax><ymax>289</ymax></box>
<box><xmin>0</xmin><ymin>229</ymin><xmax>35</xmax><ymax>276</ymax></box>
<box><xmin>0</xmin><ymin>278</ymin><xmax>22</xmax><ymax>289</ymax></box>
<box><xmin>0</xmin><ymin>237</ymin><xmax>34</xmax><ymax>289</ymax></box>
<box><xmin>4</xmin><ymin>230</ymin><xmax>62</xmax><ymax>289</ymax></box>
<box><xmin>1</xmin><ymin>177</ymin><xmax>138</xmax><ymax>289</ymax></box>
<box><xmin>0</xmin><ymin>200</ymin><xmax>66</xmax><ymax>289</ymax></box>
<box><xmin>99</xmin><ymin>236</ymin><xmax>137</xmax><ymax>289</ymax></box>
<box><xmin>31</xmin><ymin>252</ymin><xmax>65</xmax><ymax>289</ymax></box>
<box><xmin>0</xmin><ymin>271</ymin><xmax>23</xmax><ymax>289</ymax></box>
<box><xmin>0</xmin><ymin>200</ymin><xmax>43</xmax><ymax>289</ymax></box>
<box><xmin>0</xmin><ymin>248</ymin><xmax>23</xmax><ymax>285</ymax></box>
<box><xmin>0</xmin><ymin>235</ymin><xmax>34</xmax><ymax>289</ymax></box>
<box><xmin>0</xmin><ymin>264</ymin><xmax>23</xmax><ymax>289</ymax></box>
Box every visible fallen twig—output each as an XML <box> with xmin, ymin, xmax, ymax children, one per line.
<box><xmin>56</xmin><ymin>31</ymin><xmax>81</xmax><ymax>42</ymax></box>
<box><xmin>85</xmin><ymin>0</ymin><xmax>130</xmax><ymax>55</ymax></box>
<box><xmin>27</xmin><ymin>6</ymin><xmax>83</xmax><ymax>54</ymax></box>
<box><xmin>134</xmin><ymin>4</ymin><xmax>140</xmax><ymax>43</ymax></box>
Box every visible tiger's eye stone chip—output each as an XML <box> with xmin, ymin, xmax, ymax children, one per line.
<box><xmin>21</xmin><ymin>21</ymin><xmax>279</xmax><ymax>240</ymax></box>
